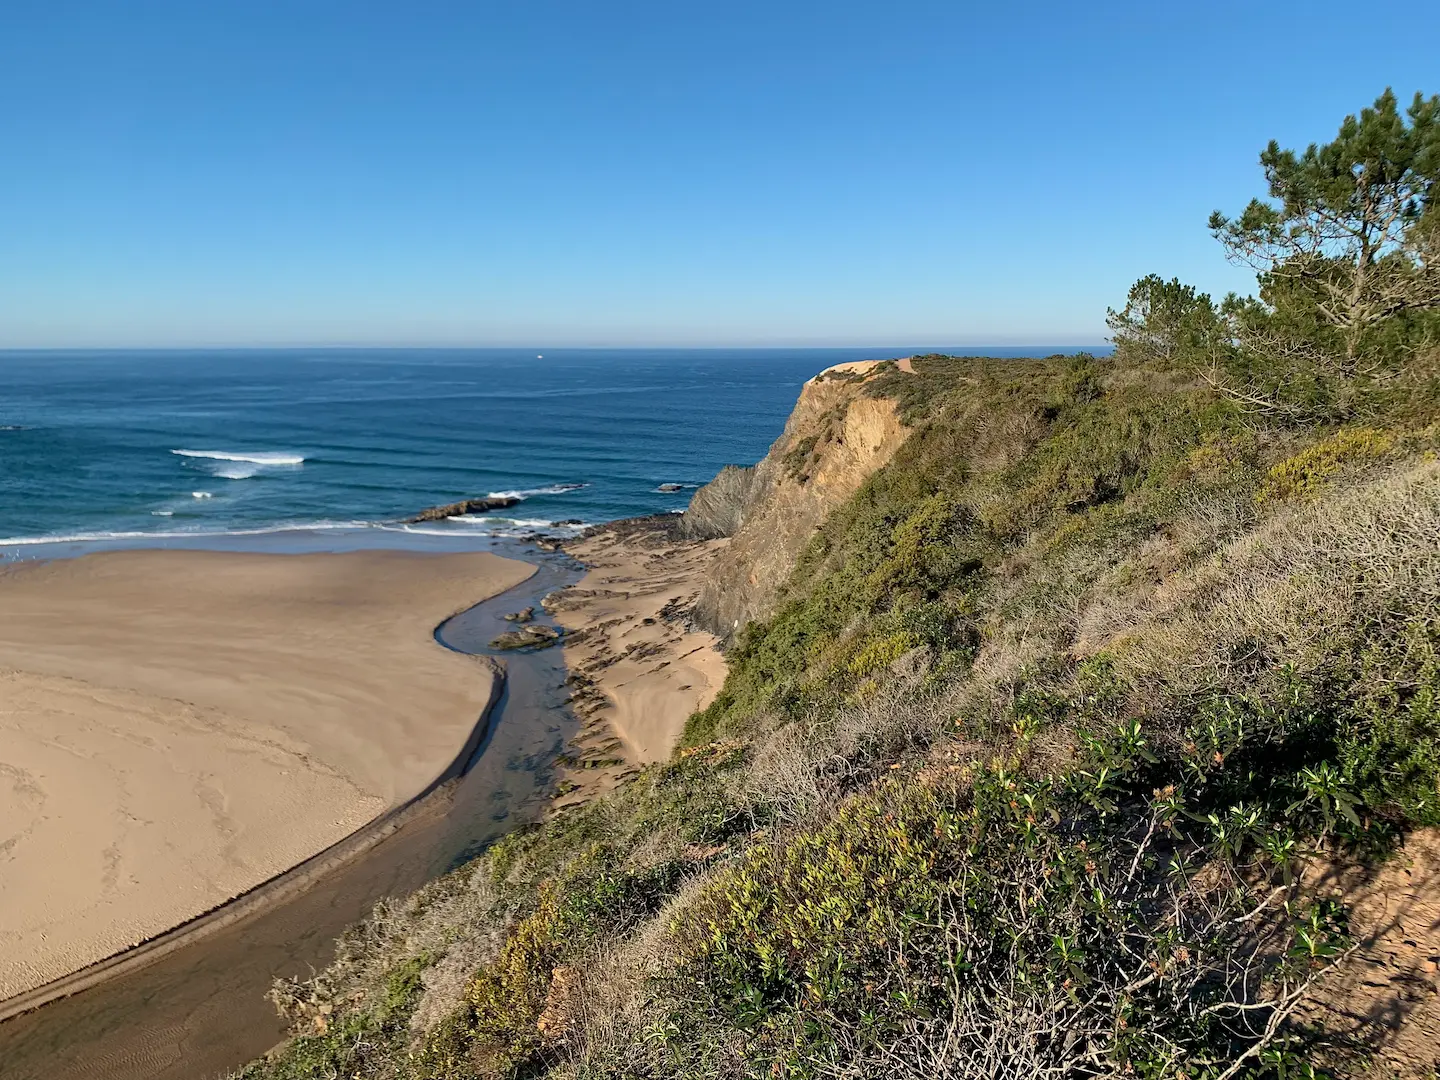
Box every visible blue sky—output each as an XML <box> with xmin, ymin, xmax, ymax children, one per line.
<box><xmin>1</xmin><ymin>2</ymin><xmax>1436</xmax><ymax>348</ymax></box>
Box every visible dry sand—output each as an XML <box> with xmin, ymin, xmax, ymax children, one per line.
<box><xmin>548</xmin><ymin>522</ymin><xmax>727</xmax><ymax>805</ymax></box>
<box><xmin>811</xmin><ymin>356</ymin><xmax>913</xmax><ymax>378</ymax></box>
<box><xmin>0</xmin><ymin>548</ymin><xmax>533</xmax><ymax>1000</ymax></box>
<box><xmin>1298</xmin><ymin>828</ymin><xmax>1440</xmax><ymax>1075</ymax></box>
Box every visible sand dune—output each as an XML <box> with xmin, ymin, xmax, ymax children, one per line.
<box><xmin>0</xmin><ymin>549</ymin><xmax>533</xmax><ymax>999</ymax></box>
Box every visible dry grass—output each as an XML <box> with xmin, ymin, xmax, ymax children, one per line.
<box><xmin>737</xmin><ymin>652</ymin><xmax>955</xmax><ymax>826</ymax></box>
<box><xmin>794</xmin><ymin>860</ymin><xmax>1351</xmax><ymax>1080</ymax></box>
<box><xmin>267</xmin><ymin>858</ymin><xmax>516</xmax><ymax>1039</ymax></box>
<box><xmin>408</xmin><ymin>870</ymin><xmax>512</xmax><ymax>1033</ymax></box>
<box><xmin>548</xmin><ymin>870</ymin><xmax>724</xmax><ymax>1077</ymax></box>
<box><xmin>1100</xmin><ymin>458</ymin><xmax>1440</xmax><ymax>710</ymax></box>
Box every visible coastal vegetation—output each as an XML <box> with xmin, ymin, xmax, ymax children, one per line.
<box><xmin>239</xmin><ymin>89</ymin><xmax>1440</xmax><ymax>1079</ymax></box>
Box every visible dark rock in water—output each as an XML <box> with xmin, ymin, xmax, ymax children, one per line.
<box><xmin>490</xmin><ymin>624</ymin><xmax>562</xmax><ymax>650</ymax></box>
<box><xmin>502</xmin><ymin>606</ymin><xmax>535</xmax><ymax>623</ymax></box>
<box><xmin>555</xmin><ymin>518</ymin><xmax>585</xmax><ymax>526</ymax></box>
<box><xmin>657</xmin><ymin>482</ymin><xmax>685</xmax><ymax>492</ymax></box>
<box><xmin>404</xmin><ymin>495</ymin><xmax>522</xmax><ymax>523</ymax></box>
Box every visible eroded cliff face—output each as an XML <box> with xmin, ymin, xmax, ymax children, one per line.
<box><xmin>686</xmin><ymin>360</ymin><xmax>910</xmax><ymax>636</ymax></box>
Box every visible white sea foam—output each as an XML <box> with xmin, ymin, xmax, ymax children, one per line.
<box><xmin>151</xmin><ymin>510</ymin><xmax>175</xmax><ymax>516</ymax></box>
<box><xmin>449</xmin><ymin>515</ymin><xmax>564</xmax><ymax>528</ymax></box>
<box><xmin>385</xmin><ymin>525</ymin><xmax>472</xmax><ymax>536</ymax></box>
<box><xmin>0</xmin><ymin>529</ymin><xmax>168</xmax><ymax>546</ymax></box>
<box><xmin>172</xmin><ymin>449</ymin><xmax>306</xmax><ymax>465</ymax></box>
<box><xmin>173</xmin><ymin>449</ymin><xmax>305</xmax><ymax>480</ymax></box>
<box><xmin>0</xmin><ymin>514</ymin><xmax>591</xmax><ymax>550</ymax></box>
<box><xmin>191</xmin><ymin>491</ymin><xmax>213</xmax><ymax>499</ymax></box>
<box><xmin>0</xmin><ymin>520</ymin><xmax>375</xmax><ymax>548</ymax></box>
<box><xmin>389</xmin><ymin>518</ymin><xmax>587</xmax><ymax>538</ymax></box>
<box><xmin>486</xmin><ymin>482</ymin><xmax>587</xmax><ymax>500</ymax></box>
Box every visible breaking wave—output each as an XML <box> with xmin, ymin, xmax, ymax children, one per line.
<box><xmin>172</xmin><ymin>450</ymin><xmax>306</xmax><ymax>465</ymax></box>
<box><xmin>173</xmin><ymin>449</ymin><xmax>306</xmax><ymax>480</ymax></box>
<box><xmin>0</xmin><ymin>520</ymin><xmax>373</xmax><ymax>548</ymax></box>
<box><xmin>485</xmin><ymin>482</ymin><xmax>587</xmax><ymax>500</ymax></box>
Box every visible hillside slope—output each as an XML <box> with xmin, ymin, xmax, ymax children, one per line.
<box><xmin>239</xmin><ymin>346</ymin><xmax>1440</xmax><ymax>1080</ymax></box>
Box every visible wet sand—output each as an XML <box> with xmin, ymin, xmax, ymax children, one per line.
<box><xmin>0</xmin><ymin>549</ymin><xmax>533</xmax><ymax>1000</ymax></box>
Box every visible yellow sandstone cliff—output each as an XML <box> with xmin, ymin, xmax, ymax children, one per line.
<box><xmin>686</xmin><ymin>360</ymin><xmax>910</xmax><ymax>636</ymax></box>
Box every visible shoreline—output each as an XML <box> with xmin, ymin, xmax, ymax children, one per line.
<box><xmin>0</xmin><ymin>523</ymin><xmax>727</xmax><ymax>1078</ymax></box>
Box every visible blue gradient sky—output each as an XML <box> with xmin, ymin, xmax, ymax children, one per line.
<box><xmin>1</xmin><ymin>1</ymin><xmax>1436</xmax><ymax>348</ymax></box>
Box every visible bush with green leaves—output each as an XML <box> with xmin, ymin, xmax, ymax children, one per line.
<box><xmin>661</xmin><ymin>737</ymin><xmax>1354</xmax><ymax>1080</ymax></box>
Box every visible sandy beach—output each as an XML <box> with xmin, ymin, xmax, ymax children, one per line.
<box><xmin>0</xmin><ymin>548</ymin><xmax>533</xmax><ymax>1000</ymax></box>
<box><xmin>548</xmin><ymin>521</ymin><xmax>727</xmax><ymax>805</ymax></box>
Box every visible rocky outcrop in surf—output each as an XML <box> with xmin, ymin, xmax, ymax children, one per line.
<box><xmin>405</xmin><ymin>496</ymin><xmax>522</xmax><ymax>523</ymax></box>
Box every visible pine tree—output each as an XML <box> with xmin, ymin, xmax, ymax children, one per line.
<box><xmin>1210</xmin><ymin>89</ymin><xmax>1440</xmax><ymax>376</ymax></box>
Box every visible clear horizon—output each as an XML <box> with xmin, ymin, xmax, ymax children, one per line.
<box><xmin>0</xmin><ymin>343</ymin><xmax>1113</xmax><ymax>354</ymax></box>
<box><xmin>2</xmin><ymin>1</ymin><xmax>1436</xmax><ymax>349</ymax></box>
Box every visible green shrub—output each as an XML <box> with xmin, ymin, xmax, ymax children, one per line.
<box><xmin>666</xmin><ymin>751</ymin><xmax>1349</xmax><ymax>1078</ymax></box>
<box><xmin>844</xmin><ymin>630</ymin><xmax>920</xmax><ymax>677</ymax></box>
<box><xmin>1257</xmin><ymin>427</ymin><xmax>1395</xmax><ymax>502</ymax></box>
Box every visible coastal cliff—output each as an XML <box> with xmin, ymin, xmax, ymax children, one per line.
<box><xmin>239</xmin><ymin>341</ymin><xmax>1440</xmax><ymax>1080</ymax></box>
<box><xmin>685</xmin><ymin>360</ymin><xmax>910</xmax><ymax>636</ymax></box>
<box><xmin>534</xmin><ymin>363</ymin><xmax>916</xmax><ymax>807</ymax></box>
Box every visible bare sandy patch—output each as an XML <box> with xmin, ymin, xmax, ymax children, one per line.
<box><xmin>808</xmin><ymin>358</ymin><xmax>910</xmax><ymax>381</ymax></box>
<box><xmin>1300</xmin><ymin>828</ymin><xmax>1440</xmax><ymax>1077</ymax></box>
<box><xmin>0</xmin><ymin>548</ymin><xmax>532</xmax><ymax>999</ymax></box>
<box><xmin>546</xmin><ymin>522</ymin><xmax>727</xmax><ymax>805</ymax></box>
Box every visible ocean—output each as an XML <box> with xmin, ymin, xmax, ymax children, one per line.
<box><xmin>0</xmin><ymin>348</ymin><xmax>1100</xmax><ymax>558</ymax></box>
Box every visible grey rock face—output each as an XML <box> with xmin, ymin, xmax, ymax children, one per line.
<box><xmin>678</xmin><ymin>465</ymin><xmax>759</xmax><ymax>540</ymax></box>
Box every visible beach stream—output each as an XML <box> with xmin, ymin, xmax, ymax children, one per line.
<box><xmin>0</xmin><ymin>543</ymin><xmax>582</xmax><ymax>1080</ymax></box>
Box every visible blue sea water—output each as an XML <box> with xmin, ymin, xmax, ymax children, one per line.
<box><xmin>0</xmin><ymin>348</ymin><xmax>1101</xmax><ymax>558</ymax></box>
